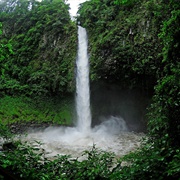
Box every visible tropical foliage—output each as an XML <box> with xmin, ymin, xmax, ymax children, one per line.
<box><xmin>78</xmin><ymin>0</ymin><xmax>162</xmax><ymax>92</ymax></box>
<box><xmin>0</xmin><ymin>0</ymin><xmax>77</xmax><ymax>97</ymax></box>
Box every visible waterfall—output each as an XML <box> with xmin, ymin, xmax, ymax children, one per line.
<box><xmin>76</xmin><ymin>26</ymin><xmax>91</xmax><ymax>133</ymax></box>
<box><xmin>23</xmin><ymin>19</ymin><xmax>144</xmax><ymax>161</ymax></box>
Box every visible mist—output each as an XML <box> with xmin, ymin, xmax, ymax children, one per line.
<box><xmin>91</xmin><ymin>81</ymin><xmax>150</xmax><ymax>132</ymax></box>
<box><xmin>24</xmin><ymin>115</ymin><xmax>143</xmax><ymax>159</ymax></box>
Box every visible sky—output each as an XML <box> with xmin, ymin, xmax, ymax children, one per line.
<box><xmin>0</xmin><ymin>0</ymin><xmax>88</xmax><ymax>17</ymax></box>
<box><xmin>67</xmin><ymin>0</ymin><xmax>88</xmax><ymax>17</ymax></box>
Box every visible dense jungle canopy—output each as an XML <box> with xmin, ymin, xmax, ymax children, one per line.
<box><xmin>0</xmin><ymin>0</ymin><xmax>179</xmax><ymax>179</ymax></box>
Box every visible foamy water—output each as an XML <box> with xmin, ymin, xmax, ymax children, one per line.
<box><xmin>23</xmin><ymin>116</ymin><xmax>144</xmax><ymax>159</ymax></box>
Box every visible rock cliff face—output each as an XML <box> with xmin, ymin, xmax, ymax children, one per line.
<box><xmin>78</xmin><ymin>0</ymin><xmax>164</xmax><ymax>92</ymax></box>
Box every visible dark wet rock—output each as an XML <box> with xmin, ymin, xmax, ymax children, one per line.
<box><xmin>8</xmin><ymin>122</ymin><xmax>70</xmax><ymax>135</ymax></box>
<box><xmin>2</xmin><ymin>142</ymin><xmax>16</xmax><ymax>151</ymax></box>
<box><xmin>8</xmin><ymin>122</ymin><xmax>54</xmax><ymax>134</ymax></box>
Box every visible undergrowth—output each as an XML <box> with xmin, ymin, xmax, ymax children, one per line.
<box><xmin>0</xmin><ymin>96</ymin><xmax>74</xmax><ymax>126</ymax></box>
<box><xmin>0</xmin><ymin>136</ymin><xmax>116</xmax><ymax>180</ymax></box>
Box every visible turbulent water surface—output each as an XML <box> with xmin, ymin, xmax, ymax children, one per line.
<box><xmin>24</xmin><ymin>117</ymin><xmax>144</xmax><ymax>159</ymax></box>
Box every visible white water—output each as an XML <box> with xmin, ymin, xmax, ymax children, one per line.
<box><xmin>23</xmin><ymin>122</ymin><xmax>144</xmax><ymax>160</ymax></box>
<box><xmin>76</xmin><ymin>26</ymin><xmax>91</xmax><ymax>133</ymax></box>
<box><xmin>22</xmin><ymin>27</ymin><xmax>145</xmax><ymax>159</ymax></box>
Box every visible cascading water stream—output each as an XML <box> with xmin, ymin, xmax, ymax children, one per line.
<box><xmin>76</xmin><ymin>26</ymin><xmax>91</xmax><ymax>133</ymax></box>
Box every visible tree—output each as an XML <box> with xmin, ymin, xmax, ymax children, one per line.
<box><xmin>0</xmin><ymin>0</ymin><xmax>77</xmax><ymax>96</ymax></box>
<box><xmin>0</xmin><ymin>22</ymin><xmax>15</xmax><ymax>96</ymax></box>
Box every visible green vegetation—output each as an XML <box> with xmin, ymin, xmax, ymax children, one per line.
<box><xmin>78</xmin><ymin>0</ymin><xmax>161</xmax><ymax>92</ymax></box>
<box><xmin>0</xmin><ymin>96</ymin><xmax>74</xmax><ymax>125</ymax></box>
<box><xmin>0</xmin><ymin>0</ymin><xmax>76</xmax><ymax>126</ymax></box>
<box><xmin>0</xmin><ymin>0</ymin><xmax>179</xmax><ymax>179</ymax></box>
<box><xmin>0</xmin><ymin>0</ymin><xmax>77</xmax><ymax>97</ymax></box>
<box><xmin>0</xmin><ymin>141</ymin><xmax>115</xmax><ymax>180</ymax></box>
